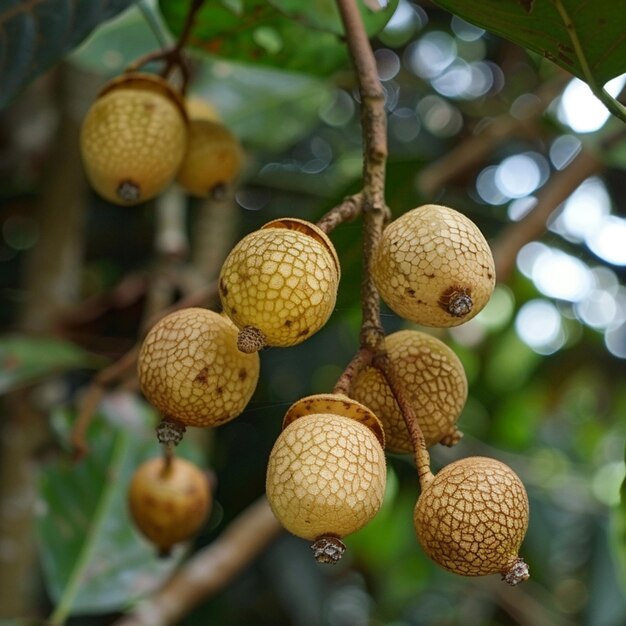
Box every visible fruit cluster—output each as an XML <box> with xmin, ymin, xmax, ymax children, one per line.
<box><xmin>86</xmin><ymin>72</ymin><xmax>529</xmax><ymax>584</ymax></box>
<box><xmin>80</xmin><ymin>72</ymin><xmax>243</xmax><ymax>205</ymax></box>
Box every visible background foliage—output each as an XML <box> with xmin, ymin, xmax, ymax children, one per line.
<box><xmin>1</xmin><ymin>0</ymin><xmax>626</xmax><ymax>624</ymax></box>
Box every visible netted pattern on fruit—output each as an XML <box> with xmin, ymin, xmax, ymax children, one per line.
<box><xmin>81</xmin><ymin>84</ymin><xmax>187</xmax><ymax>205</ymax></box>
<box><xmin>266</xmin><ymin>413</ymin><xmax>386</xmax><ymax>541</ymax></box>
<box><xmin>138</xmin><ymin>308</ymin><xmax>259</xmax><ymax>427</ymax></box>
<box><xmin>219</xmin><ymin>226</ymin><xmax>339</xmax><ymax>347</ymax></box>
<box><xmin>372</xmin><ymin>205</ymin><xmax>495</xmax><ymax>327</ymax></box>
<box><xmin>414</xmin><ymin>457</ymin><xmax>529</xmax><ymax>577</ymax></box>
<box><xmin>350</xmin><ymin>330</ymin><xmax>466</xmax><ymax>453</ymax></box>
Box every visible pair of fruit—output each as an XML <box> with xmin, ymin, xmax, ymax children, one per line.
<box><xmin>264</xmin><ymin>393</ymin><xmax>528</xmax><ymax>584</ymax></box>
<box><xmin>80</xmin><ymin>72</ymin><xmax>242</xmax><ymax>205</ymax></box>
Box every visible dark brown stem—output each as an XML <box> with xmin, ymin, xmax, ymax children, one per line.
<box><xmin>375</xmin><ymin>354</ymin><xmax>434</xmax><ymax>489</ymax></box>
<box><xmin>316</xmin><ymin>193</ymin><xmax>364</xmax><ymax>234</ymax></box>
<box><xmin>332</xmin><ymin>348</ymin><xmax>372</xmax><ymax>396</ymax></box>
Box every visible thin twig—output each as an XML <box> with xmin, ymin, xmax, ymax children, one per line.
<box><xmin>316</xmin><ymin>193</ymin><xmax>364</xmax><ymax>234</ymax></box>
<box><xmin>333</xmin><ymin>348</ymin><xmax>372</xmax><ymax>396</ymax></box>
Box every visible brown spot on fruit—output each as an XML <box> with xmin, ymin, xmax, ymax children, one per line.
<box><xmin>194</xmin><ymin>367</ymin><xmax>209</xmax><ymax>384</ymax></box>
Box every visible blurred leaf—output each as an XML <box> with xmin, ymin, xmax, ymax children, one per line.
<box><xmin>484</xmin><ymin>329</ymin><xmax>541</xmax><ymax>392</ymax></box>
<box><xmin>38</xmin><ymin>393</ymin><xmax>206</xmax><ymax>615</ymax></box>
<box><xmin>191</xmin><ymin>61</ymin><xmax>332</xmax><ymax>151</ymax></box>
<box><xmin>158</xmin><ymin>0</ymin><xmax>347</xmax><ymax>76</ymax></box>
<box><xmin>492</xmin><ymin>386</ymin><xmax>545</xmax><ymax>450</ymax></box>
<box><xmin>430</xmin><ymin>0</ymin><xmax>626</xmax><ymax>85</ymax></box>
<box><xmin>613</xmin><ymin>444</ymin><xmax>626</xmax><ymax>588</ymax></box>
<box><xmin>268</xmin><ymin>0</ymin><xmax>397</xmax><ymax>36</ymax></box>
<box><xmin>69</xmin><ymin>5</ymin><xmax>166</xmax><ymax>77</ymax></box>
<box><xmin>0</xmin><ymin>335</ymin><xmax>104</xmax><ymax>395</ymax></box>
<box><xmin>0</xmin><ymin>0</ymin><xmax>135</xmax><ymax>109</ymax></box>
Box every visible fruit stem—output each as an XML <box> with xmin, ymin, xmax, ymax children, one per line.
<box><xmin>316</xmin><ymin>193</ymin><xmax>364</xmax><ymax>234</ymax></box>
<box><xmin>333</xmin><ymin>347</ymin><xmax>372</xmax><ymax>395</ymax></box>
<box><xmin>375</xmin><ymin>353</ymin><xmax>434</xmax><ymax>490</ymax></box>
<box><xmin>161</xmin><ymin>442</ymin><xmax>175</xmax><ymax>477</ymax></box>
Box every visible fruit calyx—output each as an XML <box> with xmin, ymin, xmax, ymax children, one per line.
<box><xmin>502</xmin><ymin>557</ymin><xmax>530</xmax><ymax>586</ymax></box>
<box><xmin>156</xmin><ymin>418</ymin><xmax>186</xmax><ymax>446</ymax></box>
<box><xmin>237</xmin><ymin>325</ymin><xmax>266</xmax><ymax>353</ymax></box>
<box><xmin>311</xmin><ymin>535</ymin><xmax>346</xmax><ymax>564</ymax></box>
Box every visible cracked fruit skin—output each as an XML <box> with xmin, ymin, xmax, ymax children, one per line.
<box><xmin>414</xmin><ymin>457</ymin><xmax>529</xmax><ymax>584</ymax></box>
<box><xmin>372</xmin><ymin>204</ymin><xmax>495</xmax><ymax>327</ymax></box>
<box><xmin>219</xmin><ymin>218</ymin><xmax>340</xmax><ymax>351</ymax></box>
<box><xmin>80</xmin><ymin>72</ymin><xmax>188</xmax><ymax>206</ymax></box>
<box><xmin>350</xmin><ymin>330</ymin><xmax>466</xmax><ymax>453</ymax></box>
<box><xmin>176</xmin><ymin>119</ymin><xmax>243</xmax><ymax>197</ymax></box>
<box><xmin>128</xmin><ymin>456</ymin><xmax>211</xmax><ymax>555</ymax></box>
<box><xmin>138</xmin><ymin>308</ymin><xmax>259</xmax><ymax>427</ymax></box>
<box><xmin>266</xmin><ymin>413</ymin><xmax>386</xmax><ymax>542</ymax></box>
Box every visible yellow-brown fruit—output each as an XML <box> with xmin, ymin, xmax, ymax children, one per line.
<box><xmin>185</xmin><ymin>97</ymin><xmax>221</xmax><ymax>122</ymax></box>
<box><xmin>350</xmin><ymin>330</ymin><xmax>466</xmax><ymax>453</ymax></box>
<box><xmin>80</xmin><ymin>72</ymin><xmax>188</xmax><ymax>205</ymax></box>
<box><xmin>266</xmin><ymin>412</ymin><xmax>386</xmax><ymax>563</ymax></box>
<box><xmin>282</xmin><ymin>393</ymin><xmax>385</xmax><ymax>448</ymax></box>
<box><xmin>219</xmin><ymin>218</ymin><xmax>340</xmax><ymax>351</ymax></box>
<box><xmin>372</xmin><ymin>204</ymin><xmax>495</xmax><ymax>327</ymax></box>
<box><xmin>128</xmin><ymin>456</ymin><xmax>211</xmax><ymax>556</ymax></box>
<box><xmin>176</xmin><ymin>119</ymin><xmax>243</xmax><ymax>197</ymax></box>
<box><xmin>138</xmin><ymin>308</ymin><xmax>259</xmax><ymax>427</ymax></box>
<box><xmin>414</xmin><ymin>456</ymin><xmax>529</xmax><ymax>585</ymax></box>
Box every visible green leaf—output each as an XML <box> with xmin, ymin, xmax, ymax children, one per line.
<box><xmin>0</xmin><ymin>335</ymin><xmax>104</xmax><ymax>395</ymax></box>
<box><xmin>430</xmin><ymin>0</ymin><xmax>626</xmax><ymax>86</ymax></box>
<box><xmin>158</xmin><ymin>0</ymin><xmax>347</xmax><ymax>76</ymax></box>
<box><xmin>39</xmin><ymin>394</ymin><xmax>206</xmax><ymax>617</ymax></box>
<box><xmin>611</xmin><ymin>444</ymin><xmax>626</xmax><ymax>596</ymax></box>
<box><xmin>0</xmin><ymin>0</ymin><xmax>135</xmax><ymax>109</ymax></box>
<box><xmin>268</xmin><ymin>0</ymin><xmax>398</xmax><ymax>36</ymax></box>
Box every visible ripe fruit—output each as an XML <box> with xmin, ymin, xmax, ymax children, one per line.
<box><xmin>414</xmin><ymin>456</ymin><xmax>529</xmax><ymax>585</ymax></box>
<box><xmin>350</xmin><ymin>330</ymin><xmax>466</xmax><ymax>453</ymax></box>
<box><xmin>266</xmin><ymin>405</ymin><xmax>386</xmax><ymax>563</ymax></box>
<box><xmin>176</xmin><ymin>118</ymin><xmax>243</xmax><ymax>197</ymax></box>
<box><xmin>80</xmin><ymin>72</ymin><xmax>188</xmax><ymax>205</ymax></box>
<box><xmin>128</xmin><ymin>456</ymin><xmax>211</xmax><ymax>556</ymax></box>
<box><xmin>138</xmin><ymin>308</ymin><xmax>259</xmax><ymax>428</ymax></box>
<box><xmin>372</xmin><ymin>204</ymin><xmax>495</xmax><ymax>327</ymax></box>
<box><xmin>219</xmin><ymin>218</ymin><xmax>340</xmax><ymax>352</ymax></box>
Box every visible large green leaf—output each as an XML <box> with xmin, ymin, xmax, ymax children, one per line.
<box><xmin>0</xmin><ymin>0</ymin><xmax>135</xmax><ymax>109</ymax></box>
<box><xmin>430</xmin><ymin>0</ymin><xmax>626</xmax><ymax>86</ymax></box>
<box><xmin>0</xmin><ymin>335</ymin><xmax>104</xmax><ymax>395</ymax></box>
<box><xmin>159</xmin><ymin>0</ymin><xmax>346</xmax><ymax>76</ymax></box>
<box><xmin>39</xmin><ymin>394</ymin><xmax>206</xmax><ymax>616</ymax></box>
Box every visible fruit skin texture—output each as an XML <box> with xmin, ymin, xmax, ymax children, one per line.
<box><xmin>266</xmin><ymin>413</ymin><xmax>386</xmax><ymax>542</ymax></box>
<box><xmin>350</xmin><ymin>330</ymin><xmax>466</xmax><ymax>453</ymax></box>
<box><xmin>138</xmin><ymin>308</ymin><xmax>259</xmax><ymax>427</ymax></box>
<box><xmin>80</xmin><ymin>73</ymin><xmax>188</xmax><ymax>205</ymax></box>
<box><xmin>176</xmin><ymin>120</ymin><xmax>243</xmax><ymax>197</ymax></box>
<box><xmin>185</xmin><ymin>97</ymin><xmax>221</xmax><ymax>122</ymax></box>
<box><xmin>372</xmin><ymin>204</ymin><xmax>495</xmax><ymax>327</ymax></box>
<box><xmin>414</xmin><ymin>457</ymin><xmax>529</xmax><ymax>582</ymax></box>
<box><xmin>219</xmin><ymin>219</ymin><xmax>340</xmax><ymax>349</ymax></box>
<box><xmin>128</xmin><ymin>456</ymin><xmax>211</xmax><ymax>555</ymax></box>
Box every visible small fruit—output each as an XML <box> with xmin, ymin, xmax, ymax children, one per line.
<box><xmin>350</xmin><ymin>330</ymin><xmax>466</xmax><ymax>453</ymax></box>
<box><xmin>219</xmin><ymin>218</ymin><xmax>340</xmax><ymax>352</ymax></box>
<box><xmin>128</xmin><ymin>456</ymin><xmax>211</xmax><ymax>556</ymax></box>
<box><xmin>80</xmin><ymin>72</ymin><xmax>188</xmax><ymax>205</ymax></box>
<box><xmin>185</xmin><ymin>97</ymin><xmax>221</xmax><ymax>123</ymax></box>
<box><xmin>414</xmin><ymin>456</ymin><xmax>529</xmax><ymax>584</ymax></box>
<box><xmin>266</xmin><ymin>409</ymin><xmax>386</xmax><ymax>563</ymax></box>
<box><xmin>176</xmin><ymin>118</ymin><xmax>243</xmax><ymax>197</ymax></box>
<box><xmin>372</xmin><ymin>204</ymin><xmax>495</xmax><ymax>327</ymax></box>
<box><xmin>138</xmin><ymin>308</ymin><xmax>259</xmax><ymax>427</ymax></box>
